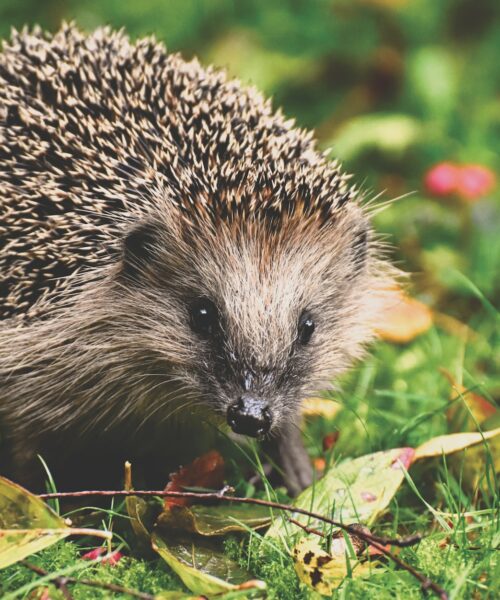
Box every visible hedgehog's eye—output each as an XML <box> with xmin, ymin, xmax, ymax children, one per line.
<box><xmin>298</xmin><ymin>310</ymin><xmax>315</xmax><ymax>345</ymax></box>
<box><xmin>190</xmin><ymin>298</ymin><xmax>218</xmax><ymax>337</ymax></box>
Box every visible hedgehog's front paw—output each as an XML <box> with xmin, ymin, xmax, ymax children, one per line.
<box><xmin>265</xmin><ymin>423</ymin><xmax>313</xmax><ymax>496</ymax></box>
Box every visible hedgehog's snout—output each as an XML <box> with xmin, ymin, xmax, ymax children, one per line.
<box><xmin>227</xmin><ymin>394</ymin><xmax>271</xmax><ymax>438</ymax></box>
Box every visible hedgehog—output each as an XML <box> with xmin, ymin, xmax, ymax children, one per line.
<box><xmin>0</xmin><ymin>24</ymin><xmax>393</xmax><ymax>494</ymax></box>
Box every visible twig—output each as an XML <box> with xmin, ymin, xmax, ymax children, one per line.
<box><xmin>38</xmin><ymin>487</ymin><xmax>421</xmax><ymax>548</ymax></box>
<box><xmin>21</xmin><ymin>561</ymin><xmax>155</xmax><ymax>600</ymax></box>
<box><xmin>287</xmin><ymin>516</ymin><xmax>325</xmax><ymax>537</ymax></box>
<box><xmin>21</xmin><ymin>561</ymin><xmax>75</xmax><ymax>600</ymax></box>
<box><xmin>37</xmin><ymin>487</ymin><xmax>447</xmax><ymax>598</ymax></box>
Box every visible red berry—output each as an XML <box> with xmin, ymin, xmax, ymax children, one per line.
<box><xmin>424</xmin><ymin>162</ymin><xmax>460</xmax><ymax>196</ymax></box>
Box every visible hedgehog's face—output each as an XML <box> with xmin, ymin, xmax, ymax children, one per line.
<box><xmin>184</xmin><ymin>296</ymin><xmax>317</xmax><ymax>438</ymax></box>
<box><xmin>119</xmin><ymin>207</ymin><xmax>382</xmax><ymax>438</ymax></box>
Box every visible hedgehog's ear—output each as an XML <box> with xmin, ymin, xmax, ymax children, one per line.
<box><xmin>120</xmin><ymin>219</ymin><xmax>160</xmax><ymax>281</ymax></box>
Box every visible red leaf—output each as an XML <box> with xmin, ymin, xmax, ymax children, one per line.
<box><xmin>164</xmin><ymin>450</ymin><xmax>225</xmax><ymax>509</ymax></box>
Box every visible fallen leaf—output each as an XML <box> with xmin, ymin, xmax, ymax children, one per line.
<box><xmin>27</xmin><ymin>588</ymin><xmax>54</xmax><ymax>600</ymax></box>
<box><xmin>157</xmin><ymin>503</ymin><xmax>271</xmax><ymax>536</ymax></box>
<box><xmin>302</xmin><ymin>397</ymin><xmax>341</xmax><ymax>420</ymax></box>
<box><xmin>413</xmin><ymin>427</ymin><xmax>500</xmax><ymax>461</ymax></box>
<box><xmin>152</xmin><ymin>531</ymin><xmax>265</xmax><ymax>596</ymax></box>
<box><xmin>164</xmin><ymin>451</ymin><xmax>225</xmax><ymax>509</ymax></box>
<box><xmin>267</xmin><ymin>428</ymin><xmax>500</xmax><ymax>541</ymax></box>
<box><xmin>292</xmin><ymin>536</ymin><xmax>374</xmax><ymax>595</ymax></box>
<box><xmin>376</xmin><ymin>289</ymin><xmax>433</xmax><ymax>343</ymax></box>
<box><xmin>0</xmin><ymin>477</ymin><xmax>110</xmax><ymax>569</ymax></box>
<box><xmin>266</xmin><ymin>447</ymin><xmax>410</xmax><ymax>540</ymax></box>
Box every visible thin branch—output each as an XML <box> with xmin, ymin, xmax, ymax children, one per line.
<box><xmin>21</xmin><ymin>561</ymin><xmax>155</xmax><ymax>600</ymax></box>
<box><xmin>287</xmin><ymin>516</ymin><xmax>325</xmax><ymax>537</ymax></box>
<box><xmin>38</xmin><ymin>487</ymin><xmax>422</xmax><ymax>548</ymax></box>
<box><xmin>21</xmin><ymin>561</ymin><xmax>75</xmax><ymax>600</ymax></box>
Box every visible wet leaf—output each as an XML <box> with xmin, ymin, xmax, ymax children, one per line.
<box><xmin>164</xmin><ymin>451</ymin><xmax>225</xmax><ymax>509</ymax></box>
<box><xmin>152</xmin><ymin>531</ymin><xmax>265</xmax><ymax>596</ymax></box>
<box><xmin>376</xmin><ymin>288</ymin><xmax>433</xmax><ymax>343</ymax></box>
<box><xmin>0</xmin><ymin>477</ymin><xmax>112</xmax><ymax>569</ymax></box>
<box><xmin>157</xmin><ymin>503</ymin><xmax>271</xmax><ymax>536</ymax></box>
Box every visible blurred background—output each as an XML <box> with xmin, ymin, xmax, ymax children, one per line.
<box><xmin>0</xmin><ymin>0</ymin><xmax>498</xmax><ymax>450</ymax></box>
<box><xmin>1</xmin><ymin>0</ymin><xmax>498</xmax><ymax>314</ymax></box>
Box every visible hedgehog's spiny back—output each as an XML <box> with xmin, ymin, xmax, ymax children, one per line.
<box><xmin>0</xmin><ymin>24</ymin><xmax>355</xmax><ymax>321</ymax></box>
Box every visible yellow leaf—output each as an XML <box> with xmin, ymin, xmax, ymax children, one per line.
<box><xmin>292</xmin><ymin>537</ymin><xmax>373</xmax><ymax>595</ymax></box>
<box><xmin>302</xmin><ymin>397</ymin><xmax>341</xmax><ymax>420</ymax></box>
<box><xmin>414</xmin><ymin>428</ymin><xmax>500</xmax><ymax>461</ymax></box>
<box><xmin>0</xmin><ymin>477</ymin><xmax>111</xmax><ymax>569</ymax></box>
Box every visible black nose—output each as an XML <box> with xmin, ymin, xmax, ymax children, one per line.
<box><xmin>227</xmin><ymin>394</ymin><xmax>271</xmax><ymax>438</ymax></box>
